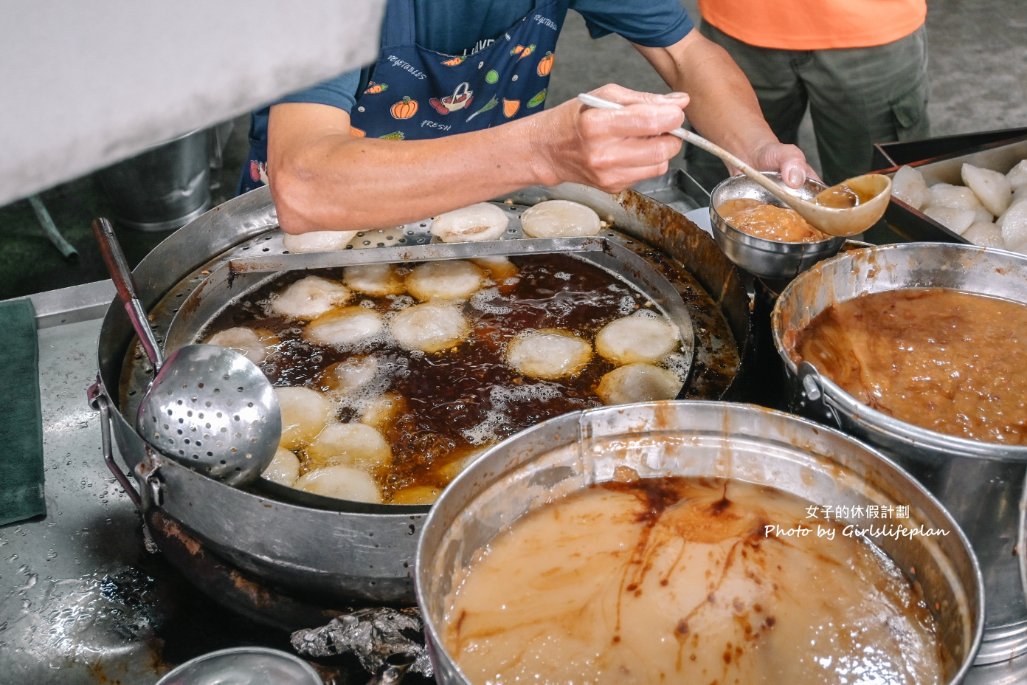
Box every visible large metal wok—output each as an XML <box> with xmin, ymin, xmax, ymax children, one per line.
<box><xmin>88</xmin><ymin>183</ymin><xmax>757</xmax><ymax>616</ymax></box>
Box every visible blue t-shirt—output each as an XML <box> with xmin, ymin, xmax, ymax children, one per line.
<box><xmin>250</xmin><ymin>0</ymin><xmax>692</xmax><ymax>142</ymax></box>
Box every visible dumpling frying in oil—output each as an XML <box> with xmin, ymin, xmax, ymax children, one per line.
<box><xmin>405</xmin><ymin>260</ymin><xmax>484</xmax><ymax>302</ymax></box>
<box><xmin>506</xmin><ymin>329</ymin><xmax>592</xmax><ymax>380</ymax></box>
<box><xmin>390</xmin><ymin>302</ymin><xmax>470</xmax><ymax>353</ymax></box>
<box><xmin>595</xmin><ymin>312</ymin><xmax>679</xmax><ymax>365</ymax></box>
<box><xmin>596</xmin><ymin>363</ymin><xmax>682</xmax><ymax>405</ymax></box>
<box><xmin>294</xmin><ymin>465</ymin><xmax>382</xmax><ymax>504</ymax></box>
<box><xmin>269</xmin><ymin>275</ymin><xmax>351</xmax><ymax>320</ymax></box>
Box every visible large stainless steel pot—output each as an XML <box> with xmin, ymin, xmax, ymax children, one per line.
<box><xmin>415</xmin><ymin>400</ymin><xmax>984</xmax><ymax>684</ymax></box>
<box><xmin>770</xmin><ymin>242</ymin><xmax>1027</xmax><ymax>665</ymax></box>
<box><xmin>89</xmin><ymin>183</ymin><xmax>758</xmax><ymax>612</ymax></box>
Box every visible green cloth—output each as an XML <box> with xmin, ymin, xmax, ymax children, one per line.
<box><xmin>0</xmin><ymin>298</ymin><xmax>45</xmax><ymax>526</ymax></box>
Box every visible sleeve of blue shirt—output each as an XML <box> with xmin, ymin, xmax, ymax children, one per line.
<box><xmin>572</xmin><ymin>0</ymin><xmax>693</xmax><ymax>47</ymax></box>
<box><xmin>276</xmin><ymin>69</ymin><xmax>362</xmax><ymax>113</ymax></box>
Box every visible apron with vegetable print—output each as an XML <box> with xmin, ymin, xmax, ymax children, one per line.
<box><xmin>352</xmin><ymin>0</ymin><xmax>562</xmax><ymax>139</ymax></box>
<box><xmin>241</xmin><ymin>0</ymin><xmax>563</xmax><ymax>193</ymax></box>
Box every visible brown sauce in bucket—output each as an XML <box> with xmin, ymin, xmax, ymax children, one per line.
<box><xmin>443</xmin><ymin>476</ymin><xmax>944</xmax><ymax>684</ymax></box>
<box><xmin>717</xmin><ymin>198</ymin><xmax>827</xmax><ymax>243</ymax></box>
<box><xmin>794</xmin><ymin>288</ymin><xmax>1027</xmax><ymax>444</ymax></box>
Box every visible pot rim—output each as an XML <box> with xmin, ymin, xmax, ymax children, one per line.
<box><xmin>415</xmin><ymin>399</ymin><xmax>985</xmax><ymax>685</ymax></box>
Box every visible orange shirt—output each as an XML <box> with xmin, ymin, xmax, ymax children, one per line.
<box><xmin>697</xmin><ymin>0</ymin><xmax>926</xmax><ymax>50</ymax></box>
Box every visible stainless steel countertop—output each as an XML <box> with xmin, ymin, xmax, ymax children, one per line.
<box><xmin>3</xmin><ymin>279</ymin><xmax>1026</xmax><ymax>685</ymax></box>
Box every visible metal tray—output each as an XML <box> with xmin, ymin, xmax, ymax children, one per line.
<box><xmin>867</xmin><ymin>136</ymin><xmax>1027</xmax><ymax>245</ymax></box>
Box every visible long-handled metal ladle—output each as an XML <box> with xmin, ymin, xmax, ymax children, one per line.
<box><xmin>577</xmin><ymin>92</ymin><xmax>892</xmax><ymax>237</ymax></box>
<box><xmin>92</xmin><ymin>218</ymin><xmax>281</xmax><ymax>486</ymax></box>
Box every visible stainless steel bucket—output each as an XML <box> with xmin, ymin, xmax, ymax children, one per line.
<box><xmin>770</xmin><ymin>242</ymin><xmax>1027</xmax><ymax>664</ymax></box>
<box><xmin>96</xmin><ymin>128</ymin><xmax>211</xmax><ymax>232</ymax></box>
<box><xmin>415</xmin><ymin>401</ymin><xmax>984</xmax><ymax>684</ymax></box>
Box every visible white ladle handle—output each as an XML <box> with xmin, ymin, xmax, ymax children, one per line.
<box><xmin>576</xmin><ymin>93</ymin><xmax>806</xmax><ymax>213</ymax></box>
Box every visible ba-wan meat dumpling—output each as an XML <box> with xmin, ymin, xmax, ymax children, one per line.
<box><xmin>999</xmin><ymin>201</ymin><xmax>1027</xmax><ymax>252</ymax></box>
<box><xmin>206</xmin><ymin>326</ymin><xmax>274</xmax><ymax>365</ymax></box>
<box><xmin>1007</xmin><ymin>160</ymin><xmax>1027</xmax><ymax>190</ymax></box>
<box><xmin>343</xmin><ymin>263</ymin><xmax>406</xmax><ymax>297</ymax></box>
<box><xmin>596</xmin><ymin>363</ymin><xmax>682</xmax><ymax>405</ymax></box>
<box><xmin>305</xmin><ymin>422</ymin><xmax>392</xmax><ymax>472</ymax></box>
<box><xmin>923</xmin><ymin>206</ymin><xmax>975</xmax><ymax>235</ymax></box>
<box><xmin>962</xmin><ymin>163</ymin><xmax>1012</xmax><ymax>217</ymax></box>
<box><xmin>276</xmin><ymin>386</ymin><xmax>333</xmax><ymax>450</ymax></box>
<box><xmin>390</xmin><ymin>302</ymin><xmax>470</xmax><ymax>353</ymax></box>
<box><xmin>261</xmin><ymin>447</ymin><xmax>300</xmax><ymax>486</ymax></box>
<box><xmin>520</xmin><ymin>200</ymin><xmax>602</xmax><ymax>238</ymax></box>
<box><xmin>506</xmin><ymin>329</ymin><xmax>592</xmax><ymax>380</ymax></box>
<box><xmin>270</xmin><ymin>276</ymin><xmax>351</xmax><ymax>320</ymax></box>
<box><xmin>282</xmin><ymin>230</ymin><xmax>358</xmax><ymax>253</ymax></box>
<box><xmin>405</xmin><ymin>260</ymin><xmax>484</xmax><ymax>302</ymax></box>
<box><xmin>303</xmin><ymin>306</ymin><xmax>385</xmax><ymax>349</ymax></box>
<box><xmin>430</xmin><ymin>202</ymin><xmax>510</xmax><ymax>243</ymax></box>
<box><xmin>928</xmin><ymin>183</ymin><xmax>981</xmax><ymax>211</ymax></box>
<box><xmin>962</xmin><ymin>221</ymin><xmax>1004</xmax><ymax>248</ymax></box>
<box><xmin>892</xmin><ymin>165</ymin><xmax>929</xmax><ymax>210</ymax></box>
<box><xmin>295</xmin><ymin>466</ymin><xmax>382</xmax><ymax>503</ymax></box>
<box><xmin>595</xmin><ymin>312</ymin><xmax>678</xmax><ymax>365</ymax></box>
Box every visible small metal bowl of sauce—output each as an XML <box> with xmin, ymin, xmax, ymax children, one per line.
<box><xmin>710</xmin><ymin>173</ymin><xmax>845</xmax><ymax>280</ymax></box>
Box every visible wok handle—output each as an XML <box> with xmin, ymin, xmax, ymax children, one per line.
<box><xmin>87</xmin><ymin>380</ymin><xmax>143</xmax><ymax>510</ymax></box>
<box><xmin>796</xmin><ymin>361</ymin><xmax>842</xmax><ymax>428</ymax></box>
<box><xmin>91</xmin><ymin>217</ymin><xmax>164</xmax><ymax>372</ymax></box>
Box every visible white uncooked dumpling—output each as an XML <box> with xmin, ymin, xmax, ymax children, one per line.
<box><xmin>405</xmin><ymin>260</ymin><xmax>484</xmax><ymax>301</ymax></box>
<box><xmin>261</xmin><ymin>447</ymin><xmax>300</xmax><ymax>486</ymax></box>
<box><xmin>999</xmin><ymin>201</ymin><xmax>1027</xmax><ymax>250</ymax></box>
<box><xmin>595</xmin><ymin>313</ymin><xmax>679</xmax><ymax>365</ymax></box>
<box><xmin>343</xmin><ymin>263</ymin><xmax>406</xmax><ymax>296</ymax></box>
<box><xmin>596</xmin><ymin>363</ymin><xmax>682</xmax><ymax>405</ymax></box>
<box><xmin>303</xmin><ymin>306</ymin><xmax>385</xmax><ymax>348</ymax></box>
<box><xmin>923</xmin><ymin>206</ymin><xmax>975</xmax><ymax>235</ymax></box>
<box><xmin>430</xmin><ymin>202</ymin><xmax>510</xmax><ymax>243</ymax></box>
<box><xmin>892</xmin><ymin>165</ymin><xmax>929</xmax><ymax>210</ymax></box>
<box><xmin>305</xmin><ymin>421</ymin><xmax>392</xmax><ymax>471</ymax></box>
<box><xmin>206</xmin><ymin>326</ymin><xmax>272</xmax><ymax>365</ymax></box>
<box><xmin>294</xmin><ymin>465</ymin><xmax>382</xmax><ymax>504</ymax></box>
<box><xmin>971</xmin><ymin>205</ymin><xmax>995</xmax><ymax>224</ymax></box>
<box><xmin>962</xmin><ymin>222</ymin><xmax>1004</xmax><ymax>248</ymax></box>
<box><xmin>270</xmin><ymin>275</ymin><xmax>351</xmax><ymax>320</ymax></box>
<box><xmin>1006</xmin><ymin>160</ymin><xmax>1027</xmax><ymax>189</ymax></box>
<box><xmin>390</xmin><ymin>302</ymin><xmax>470</xmax><ymax>352</ymax></box>
<box><xmin>282</xmin><ymin>230</ymin><xmax>359</xmax><ymax>253</ymax></box>
<box><xmin>928</xmin><ymin>183</ymin><xmax>981</xmax><ymax>211</ymax></box>
<box><xmin>520</xmin><ymin>200</ymin><xmax>602</xmax><ymax>238</ymax></box>
<box><xmin>962</xmin><ymin>163</ymin><xmax>1013</xmax><ymax>217</ymax></box>
<box><xmin>506</xmin><ymin>329</ymin><xmax>592</xmax><ymax>380</ymax></box>
<box><xmin>276</xmin><ymin>386</ymin><xmax>333</xmax><ymax>450</ymax></box>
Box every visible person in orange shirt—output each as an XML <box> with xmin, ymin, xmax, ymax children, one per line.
<box><xmin>685</xmin><ymin>0</ymin><xmax>930</xmax><ymax>192</ymax></box>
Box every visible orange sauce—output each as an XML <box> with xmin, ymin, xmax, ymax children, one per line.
<box><xmin>718</xmin><ymin>198</ymin><xmax>827</xmax><ymax>243</ymax></box>
<box><xmin>794</xmin><ymin>288</ymin><xmax>1027</xmax><ymax>444</ymax></box>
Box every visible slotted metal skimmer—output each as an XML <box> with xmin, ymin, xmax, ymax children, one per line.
<box><xmin>93</xmin><ymin>218</ymin><xmax>281</xmax><ymax>486</ymax></box>
<box><xmin>136</xmin><ymin>344</ymin><xmax>281</xmax><ymax>485</ymax></box>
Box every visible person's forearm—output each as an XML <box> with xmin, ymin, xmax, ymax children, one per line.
<box><xmin>637</xmin><ymin>35</ymin><xmax>777</xmax><ymax>162</ymax></box>
<box><xmin>270</xmin><ymin>116</ymin><xmax>551</xmax><ymax>233</ymax></box>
